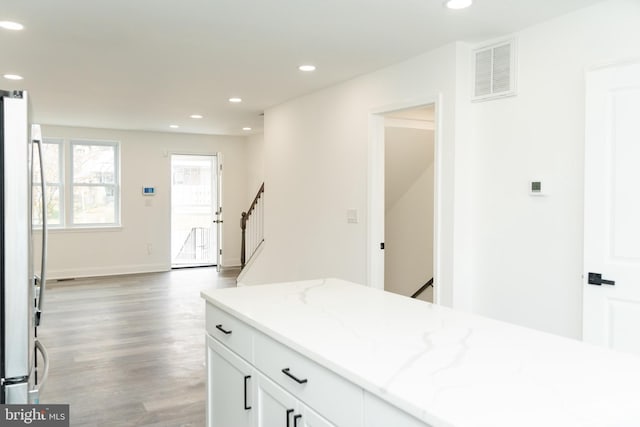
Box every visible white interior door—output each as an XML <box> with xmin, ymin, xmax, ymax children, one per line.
<box><xmin>583</xmin><ymin>62</ymin><xmax>640</xmax><ymax>356</ymax></box>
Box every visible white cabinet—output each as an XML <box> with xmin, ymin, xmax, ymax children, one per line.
<box><xmin>254</xmin><ymin>332</ymin><xmax>362</xmax><ymax>427</ymax></box>
<box><xmin>363</xmin><ymin>392</ymin><xmax>432</xmax><ymax>427</ymax></box>
<box><xmin>299</xmin><ymin>405</ymin><xmax>334</xmax><ymax>427</ymax></box>
<box><xmin>204</xmin><ymin>299</ymin><xmax>426</xmax><ymax>427</ymax></box>
<box><xmin>206</xmin><ymin>334</ymin><xmax>254</xmax><ymax>427</ymax></box>
<box><xmin>256</xmin><ymin>373</ymin><xmax>334</xmax><ymax>427</ymax></box>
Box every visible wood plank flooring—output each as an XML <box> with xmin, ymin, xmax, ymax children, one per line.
<box><xmin>37</xmin><ymin>267</ymin><xmax>238</xmax><ymax>427</ymax></box>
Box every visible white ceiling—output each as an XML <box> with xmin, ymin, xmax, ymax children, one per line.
<box><xmin>1</xmin><ymin>0</ymin><xmax>603</xmax><ymax>136</ymax></box>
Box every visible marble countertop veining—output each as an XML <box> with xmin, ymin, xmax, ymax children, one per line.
<box><xmin>201</xmin><ymin>278</ymin><xmax>640</xmax><ymax>427</ymax></box>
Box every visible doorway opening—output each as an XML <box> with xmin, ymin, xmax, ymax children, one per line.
<box><xmin>171</xmin><ymin>154</ymin><xmax>219</xmax><ymax>268</ymax></box>
<box><xmin>383</xmin><ymin>106</ymin><xmax>435</xmax><ymax>302</ymax></box>
<box><xmin>368</xmin><ymin>100</ymin><xmax>440</xmax><ymax>303</ymax></box>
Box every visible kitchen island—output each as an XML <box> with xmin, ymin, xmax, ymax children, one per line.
<box><xmin>201</xmin><ymin>278</ymin><xmax>640</xmax><ymax>427</ymax></box>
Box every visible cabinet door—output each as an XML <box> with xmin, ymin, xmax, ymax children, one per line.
<box><xmin>299</xmin><ymin>405</ymin><xmax>334</xmax><ymax>427</ymax></box>
<box><xmin>255</xmin><ymin>373</ymin><xmax>335</xmax><ymax>427</ymax></box>
<box><xmin>255</xmin><ymin>373</ymin><xmax>298</xmax><ymax>427</ymax></box>
<box><xmin>207</xmin><ymin>335</ymin><xmax>254</xmax><ymax>427</ymax></box>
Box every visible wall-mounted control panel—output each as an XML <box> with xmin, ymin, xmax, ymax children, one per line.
<box><xmin>530</xmin><ymin>180</ymin><xmax>545</xmax><ymax>196</ymax></box>
<box><xmin>142</xmin><ymin>186</ymin><xmax>156</xmax><ymax>196</ymax></box>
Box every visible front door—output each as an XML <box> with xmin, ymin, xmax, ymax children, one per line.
<box><xmin>583</xmin><ymin>62</ymin><xmax>640</xmax><ymax>356</ymax></box>
<box><xmin>171</xmin><ymin>154</ymin><xmax>218</xmax><ymax>267</ymax></box>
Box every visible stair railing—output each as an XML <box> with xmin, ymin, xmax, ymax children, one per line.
<box><xmin>241</xmin><ymin>183</ymin><xmax>265</xmax><ymax>269</ymax></box>
<box><xmin>176</xmin><ymin>226</ymin><xmax>210</xmax><ymax>262</ymax></box>
<box><xmin>411</xmin><ymin>278</ymin><xmax>434</xmax><ymax>299</ymax></box>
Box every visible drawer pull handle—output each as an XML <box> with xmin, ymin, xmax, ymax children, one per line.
<box><xmin>243</xmin><ymin>375</ymin><xmax>251</xmax><ymax>410</ymax></box>
<box><xmin>282</xmin><ymin>368</ymin><xmax>308</xmax><ymax>384</ymax></box>
<box><xmin>286</xmin><ymin>409</ymin><xmax>294</xmax><ymax>427</ymax></box>
<box><xmin>293</xmin><ymin>414</ymin><xmax>302</xmax><ymax>427</ymax></box>
<box><xmin>215</xmin><ymin>324</ymin><xmax>232</xmax><ymax>335</ymax></box>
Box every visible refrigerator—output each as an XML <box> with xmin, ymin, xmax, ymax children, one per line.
<box><xmin>0</xmin><ymin>89</ymin><xmax>49</xmax><ymax>404</ymax></box>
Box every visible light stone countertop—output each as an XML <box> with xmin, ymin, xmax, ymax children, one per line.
<box><xmin>201</xmin><ymin>278</ymin><xmax>640</xmax><ymax>427</ymax></box>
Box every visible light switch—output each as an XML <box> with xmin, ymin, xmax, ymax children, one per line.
<box><xmin>347</xmin><ymin>209</ymin><xmax>358</xmax><ymax>224</ymax></box>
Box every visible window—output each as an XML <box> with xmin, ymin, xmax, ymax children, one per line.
<box><xmin>33</xmin><ymin>138</ymin><xmax>120</xmax><ymax>228</ymax></box>
<box><xmin>71</xmin><ymin>141</ymin><xmax>119</xmax><ymax>225</ymax></box>
<box><xmin>32</xmin><ymin>139</ymin><xmax>63</xmax><ymax>226</ymax></box>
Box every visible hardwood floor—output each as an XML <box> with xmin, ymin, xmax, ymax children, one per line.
<box><xmin>37</xmin><ymin>267</ymin><xmax>238</xmax><ymax>427</ymax></box>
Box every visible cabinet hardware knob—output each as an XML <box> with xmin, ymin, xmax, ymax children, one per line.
<box><xmin>281</xmin><ymin>368</ymin><xmax>308</xmax><ymax>384</ymax></box>
<box><xmin>243</xmin><ymin>375</ymin><xmax>251</xmax><ymax>410</ymax></box>
<box><xmin>286</xmin><ymin>409</ymin><xmax>294</xmax><ymax>427</ymax></box>
<box><xmin>294</xmin><ymin>414</ymin><xmax>302</xmax><ymax>427</ymax></box>
<box><xmin>215</xmin><ymin>324</ymin><xmax>232</xmax><ymax>335</ymax></box>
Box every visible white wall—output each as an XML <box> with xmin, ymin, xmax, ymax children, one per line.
<box><xmin>246</xmin><ymin>133</ymin><xmax>265</xmax><ymax>205</ymax></box>
<box><xmin>384</xmin><ymin>127</ymin><xmax>434</xmax><ymax>297</ymax></box>
<box><xmin>470</xmin><ymin>0</ymin><xmax>640</xmax><ymax>338</ymax></box>
<box><xmin>37</xmin><ymin>125</ymin><xmax>247</xmax><ymax>279</ymax></box>
<box><xmin>240</xmin><ymin>0</ymin><xmax>640</xmax><ymax>339</ymax></box>
<box><xmin>385</xmin><ymin>166</ymin><xmax>434</xmax><ymax>297</ymax></box>
<box><xmin>239</xmin><ymin>43</ymin><xmax>467</xmax><ymax>310</ymax></box>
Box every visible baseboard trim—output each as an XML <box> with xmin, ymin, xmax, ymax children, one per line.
<box><xmin>48</xmin><ymin>263</ymin><xmax>170</xmax><ymax>281</ymax></box>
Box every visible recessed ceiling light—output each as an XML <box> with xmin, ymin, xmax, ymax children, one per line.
<box><xmin>169</xmin><ymin>124</ymin><xmax>179</xmax><ymax>129</ymax></box>
<box><xmin>242</xmin><ymin>127</ymin><xmax>252</xmax><ymax>131</ymax></box>
<box><xmin>0</xmin><ymin>21</ymin><xmax>24</xmax><ymax>31</ymax></box>
<box><xmin>298</xmin><ymin>65</ymin><xmax>316</xmax><ymax>72</ymax></box>
<box><xmin>229</xmin><ymin>97</ymin><xmax>242</xmax><ymax>103</ymax></box>
<box><xmin>444</xmin><ymin>0</ymin><xmax>472</xmax><ymax>9</ymax></box>
<box><xmin>3</xmin><ymin>74</ymin><xmax>23</xmax><ymax>80</ymax></box>
<box><xmin>190</xmin><ymin>114</ymin><xmax>203</xmax><ymax>119</ymax></box>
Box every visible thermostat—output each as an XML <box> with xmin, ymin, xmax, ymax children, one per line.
<box><xmin>142</xmin><ymin>186</ymin><xmax>156</xmax><ymax>196</ymax></box>
<box><xmin>529</xmin><ymin>180</ymin><xmax>545</xmax><ymax>196</ymax></box>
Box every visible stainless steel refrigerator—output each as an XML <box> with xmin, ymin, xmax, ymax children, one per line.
<box><xmin>0</xmin><ymin>89</ymin><xmax>49</xmax><ymax>404</ymax></box>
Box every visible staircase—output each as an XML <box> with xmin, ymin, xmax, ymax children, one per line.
<box><xmin>241</xmin><ymin>183</ymin><xmax>265</xmax><ymax>269</ymax></box>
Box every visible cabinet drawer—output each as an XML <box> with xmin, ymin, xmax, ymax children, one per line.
<box><xmin>254</xmin><ymin>333</ymin><xmax>363</xmax><ymax>427</ymax></box>
<box><xmin>206</xmin><ymin>303</ymin><xmax>253</xmax><ymax>362</ymax></box>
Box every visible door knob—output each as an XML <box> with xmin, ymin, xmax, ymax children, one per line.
<box><xmin>588</xmin><ymin>272</ymin><xmax>615</xmax><ymax>286</ymax></box>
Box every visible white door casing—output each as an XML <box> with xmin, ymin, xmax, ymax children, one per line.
<box><xmin>216</xmin><ymin>153</ymin><xmax>223</xmax><ymax>271</ymax></box>
<box><xmin>583</xmin><ymin>61</ymin><xmax>640</xmax><ymax>356</ymax></box>
<box><xmin>367</xmin><ymin>95</ymin><xmax>443</xmax><ymax>304</ymax></box>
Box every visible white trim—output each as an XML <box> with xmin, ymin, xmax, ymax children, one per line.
<box><xmin>47</xmin><ymin>263</ymin><xmax>170</xmax><ymax>281</ymax></box>
<box><xmin>384</xmin><ymin>117</ymin><xmax>435</xmax><ymax>130</ymax></box>
<box><xmin>42</xmin><ymin>225</ymin><xmax>124</xmax><ymax>233</ymax></box>
<box><xmin>585</xmin><ymin>57</ymin><xmax>640</xmax><ymax>73</ymax></box>
<box><xmin>432</xmin><ymin>93</ymin><xmax>444</xmax><ymax>305</ymax></box>
<box><xmin>367</xmin><ymin>95</ymin><xmax>443</xmax><ymax>301</ymax></box>
<box><xmin>367</xmin><ymin>113</ymin><xmax>386</xmax><ymax>290</ymax></box>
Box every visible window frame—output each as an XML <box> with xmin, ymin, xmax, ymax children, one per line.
<box><xmin>33</xmin><ymin>138</ymin><xmax>64</xmax><ymax>228</ymax></box>
<box><xmin>68</xmin><ymin>139</ymin><xmax>121</xmax><ymax>227</ymax></box>
<box><xmin>33</xmin><ymin>137</ymin><xmax>122</xmax><ymax>229</ymax></box>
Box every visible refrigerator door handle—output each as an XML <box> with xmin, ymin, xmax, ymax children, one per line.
<box><xmin>28</xmin><ymin>339</ymin><xmax>50</xmax><ymax>404</ymax></box>
<box><xmin>33</xmin><ymin>136</ymin><xmax>48</xmax><ymax>326</ymax></box>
